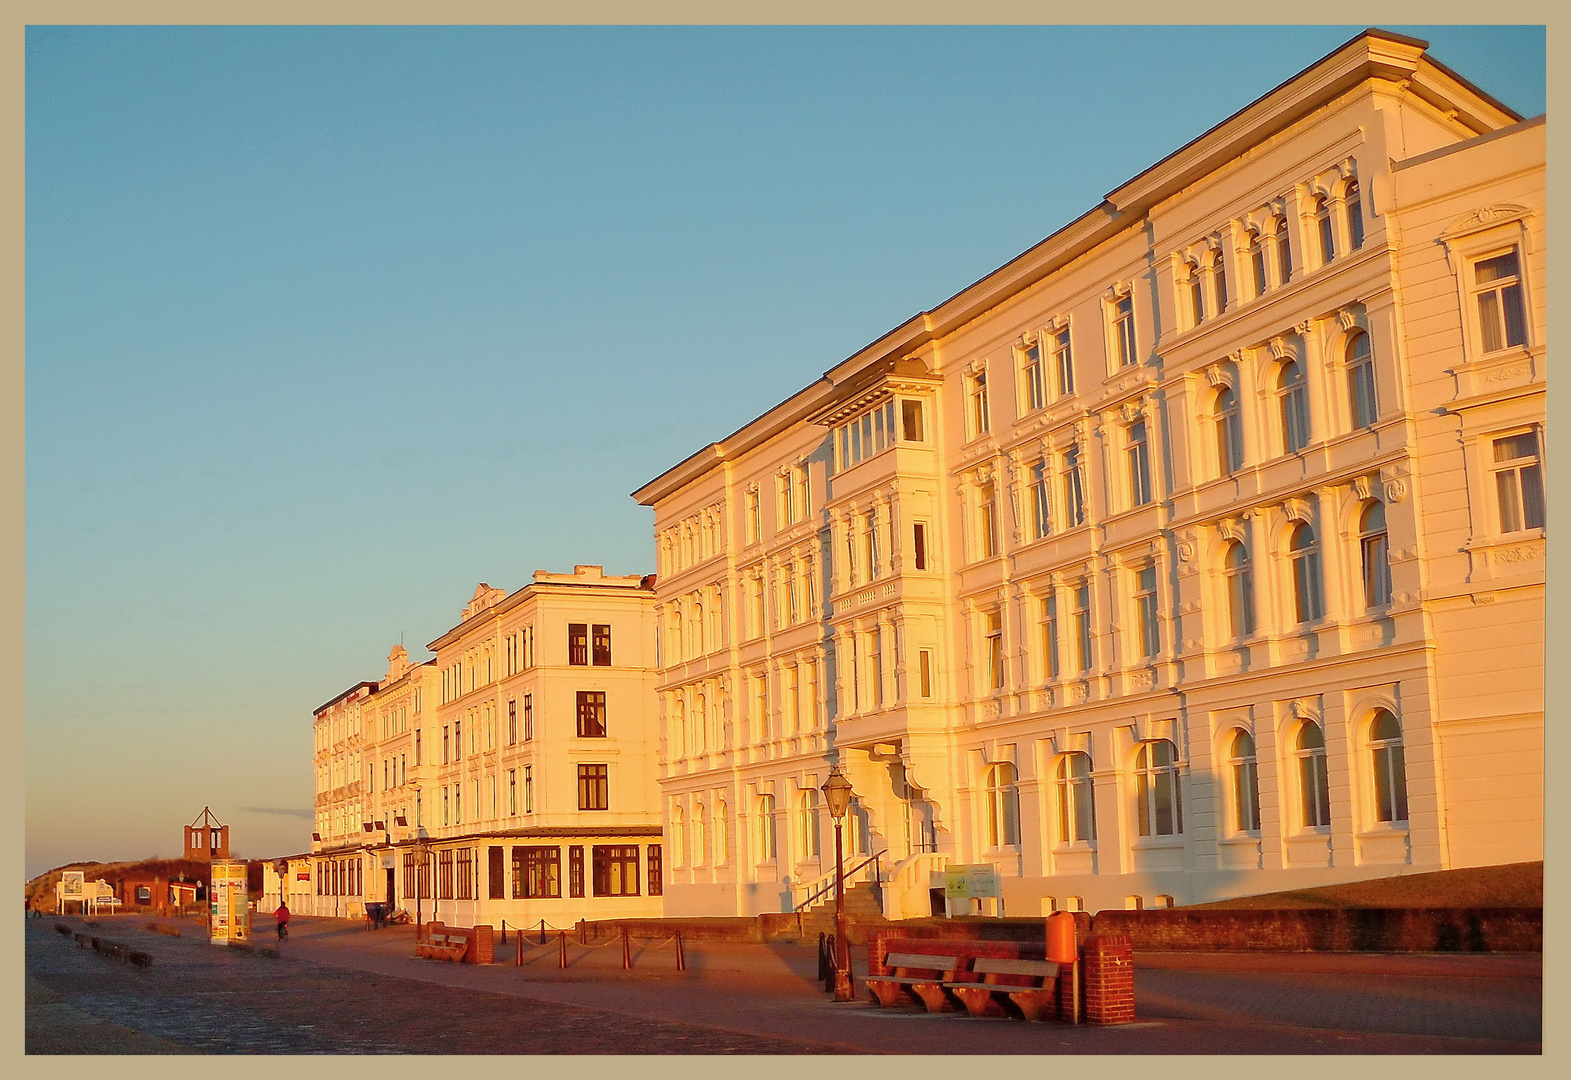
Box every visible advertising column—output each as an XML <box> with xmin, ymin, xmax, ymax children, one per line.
<box><xmin>209</xmin><ymin>859</ymin><xmax>250</xmax><ymax>945</ymax></box>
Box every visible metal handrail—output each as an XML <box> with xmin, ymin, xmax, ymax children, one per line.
<box><xmin>792</xmin><ymin>850</ymin><xmax>888</xmax><ymax>913</ymax></box>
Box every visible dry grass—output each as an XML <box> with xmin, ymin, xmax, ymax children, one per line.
<box><xmin>1183</xmin><ymin>861</ymin><xmax>1542</xmax><ymax>910</ymax></box>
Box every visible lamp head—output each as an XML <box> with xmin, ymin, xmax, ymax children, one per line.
<box><xmin>821</xmin><ymin>767</ymin><xmax>854</xmax><ymax>820</ymax></box>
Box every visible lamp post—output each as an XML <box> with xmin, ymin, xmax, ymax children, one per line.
<box><xmin>821</xmin><ymin>766</ymin><xmax>855</xmax><ymax>1002</ymax></box>
<box><xmin>414</xmin><ymin>841</ymin><xmax>428</xmax><ymax>931</ymax></box>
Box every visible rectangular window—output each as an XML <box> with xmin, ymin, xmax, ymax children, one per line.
<box><xmin>508</xmin><ymin>699</ymin><xmax>517</xmax><ymax>745</ymax></box>
<box><xmin>1053</xmin><ymin>328</ymin><xmax>1074</xmax><ymax>396</ymax></box>
<box><xmin>985</xmin><ymin>610</ymin><xmax>1004</xmax><ymax>690</ymax></box>
<box><xmin>1493</xmin><ymin>432</ymin><xmax>1545</xmax><ymax>533</ymax></box>
<box><xmin>1128</xmin><ymin>421</ymin><xmax>1152</xmax><ymax>506</ymax></box>
<box><xmin>918</xmin><ymin>649</ymin><xmax>933</xmax><ymax>698</ymax></box>
<box><xmin>568</xmin><ymin>623</ymin><xmax>589</xmax><ymax>665</ymax></box>
<box><xmin>901</xmin><ymin>398</ymin><xmax>925</xmax><ymax>442</ymax></box>
<box><xmin>576</xmin><ymin>691</ymin><xmax>608</xmax><ymax>738</ymax></box>
<box><xmin>488</xmin><ymin>846</ymin><xmax>505</xmax><ymax>900</ymax></box>
<box><xmin>969</xmin><ymin>372</ymin><xmax>990</xmax><ymax>436</ymax></box>
<box><xmin>438</xmin><ymin>849</ymin><xmax>454</xmax><ymax>900</ymax></box>
<box><xmin>1063</xmin><ymin>447</ymin><xmax>1086</xmax><ymax>527</ymax></box>
<box><xmin>1474</xmin><ymin>250</ymin><xmax>1529</xmax><ymax>353</ymax></box>
<box><xmin>508</xmin><ymin>769</ymin><xmax>517</xmax><ymax>815</ymax></box>
<box><xmin>1074</xmin><ymin>584</ymin><xmax>1092</xmax><ymax>672</ymax></box>
<box><xmin>592</xmin><ymin>624</ymin><xmax>612</xmax><ymax>666</ymax></box>
<box><xmin>1031</xmin><ymin>462</ymin><xmax>1051</xmax><ymax>540</ymax></box>
<box><xmin>1136</xmin><ymin>565</ymin><xmax>1160</xmax><ymax>658</ymax></box>
<box><xmin>647</xmin><ymin>845</ymin><xmax>663</xmax><ymax>897</ymax></box>
<box><xmin>1024</xmin><ymin>343</ymin><xmax>1045</xmax><ymax>411</ymax></box>
<box><xmin>568</xmin><ymin>846</ymin><xmax>585</xmax><ymax>898</ymax></box>
<box><xmin>1114</xmin><ymin>295</ymin><xmax>1137</xmax><ymax>368</ymax></box>
<box><xmin>443</xmin><ymin>725</ymin><xmax>450</xmax><ymax>765</ymax></box>
<box><xmin>979</xmin><ymin>482</ymin><xmax>998</xmax><ymax>558</ymax></box>
<box><xmin>864</xmin><ymin>511</ymin><xmax>880</xmax><ymax>580</ymax></box>
<box><xmin>577</xmin><ymin>764</ymin><xmax>609</xmax><ymax>810</ymax></box>
<box><xmin>592</xmin><ymin>845</ymin><xmax>641</xmax><ymax>897</ymax></box>
<box><xmin>913</xmin><ymin>521</ymin><xmax>928</xmax><ymax>570</ymax></box>
<box><xmin>745</xmin><ymin>489</ymin><xmax>761</xmax><ymax>543</ymax></box>
<box><xmin>524</xmin><ymin>765</ymin><xmax>534</xmax><ymax>813</ymax></box>
<box><xmin>523</xmin><ymin>693</ymin><xmax>534</xmax><ymax>740</ymax></box>
<box><xmin>1041</xmin><ymin>594</ymin><xmax>1060</xmax><ymax>680</ymax></box>
<box><xmin>515</xmin><ymin>846</ymin><xmax>561</xmax><ymax>899</ymax></box>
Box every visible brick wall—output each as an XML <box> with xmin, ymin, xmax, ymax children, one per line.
<box><xmin>1081</xmin><ymin>933</ymin><xmax>1134</xmax><ymax>1025</ymax></box>
<box><xmin>1089</xmin><ymin>907</ymin><xmax>1541</xmax><ymax>953</ymax></box>
<box><xmin>468</xmin><ymin>924</ymin><xmax>494</xmax><ymax>964</ymax></box>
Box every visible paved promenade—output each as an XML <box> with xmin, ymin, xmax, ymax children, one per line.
<box><xmin>25</xmin><ymin>914</ymin><xmax>1541</xmax><ymax>1054</ymax></box>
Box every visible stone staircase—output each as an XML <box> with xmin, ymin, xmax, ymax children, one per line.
<box><xmin>796</xmin><ymin>880</ymin><xmax>884</xmax><ymax>936</ymax></box>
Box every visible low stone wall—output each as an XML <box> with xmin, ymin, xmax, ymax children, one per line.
<box><xmin>1089</xmin><ymin>907</ymin><xmax>1542</xmax><ymax>953</ymax></box>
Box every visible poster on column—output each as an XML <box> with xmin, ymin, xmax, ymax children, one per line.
<box><xmin>209</xmin><ymin>860</ymin><xmax>250</xmax><ymax>945</ymax></box>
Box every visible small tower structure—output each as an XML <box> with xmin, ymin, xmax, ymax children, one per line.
<box><xmin>184</xmin><ymin>807</ymin><xmax>230</xmax><ymax>861</ymax></box>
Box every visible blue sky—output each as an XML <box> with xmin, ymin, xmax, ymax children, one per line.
<box><xmin>24</xmin><ymin>25</ymin><xmax>1546</xmax><ymax>877</ymax></box>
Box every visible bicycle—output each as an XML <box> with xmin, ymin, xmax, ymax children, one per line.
<box><xmin>277</xmin><ymin>922</ymin><xmax>289</xmax><ymax>942</ymax></box>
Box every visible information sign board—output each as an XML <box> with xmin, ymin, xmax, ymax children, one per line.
<box><xmin>209</xmin><ymin>860</ymin><xmax>250</xmax><ymax>945</ymax></box>
<box><xmin>943</xmin><ymin>863</ymin><xmax>1001</xmax><ymax>900</ymax></box>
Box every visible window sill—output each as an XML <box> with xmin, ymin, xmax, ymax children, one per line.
<box><xmin>1132</xmin><ymin>835</ymin><xmax>1183</xmax><ymax>848</ymax></box>
<box><xmin>1054</xmin><ymin>841</ymin><xmax>1096</xmax><ymax>854</ymax></box>
<box><xmin>1358</xmin><ymin>821</ymin><xmax>1409</xmax><ymax>838</ymax></box>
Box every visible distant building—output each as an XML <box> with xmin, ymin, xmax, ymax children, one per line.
<box><xmin>308</xmin><ymin>566</ymin><xmax>664</xmax><ymax>926</ymax></box>
<box><xmin>632</xmin><ymin>30</ymin><xmax>1544</xmax><ymax>917</ymax></box>
<box><xmin>183</xmin><ymin>807</ymin><xmax>229</xmax><ymax>861</ymax></box>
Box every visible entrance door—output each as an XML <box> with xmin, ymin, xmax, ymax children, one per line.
<box><xmin>386</xmin><ymin>868</ymin><xmax>396</xmax><ymax>909</ymax></box>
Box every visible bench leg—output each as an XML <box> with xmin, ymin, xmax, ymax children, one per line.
<box><xmin>866</xmin><ymin>981</ymin><xmax>910</xmax><ymax>1009</ymax></box>
<box><xmin>951</xmin><ymin>986</ymin><xmax>1005</xmax><ymax>1018</ymax></box>
<box><xmin>1009</xmin><ymin>987</ymin><xmax>1058</xmax><ymax>1022</ymax></box>
<box><xmin>910</xmin><ymin>982</ymin><xmax>955</xmax><ymax>1014</ymax></box>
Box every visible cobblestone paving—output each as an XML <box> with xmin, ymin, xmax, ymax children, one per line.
<box><xmin>26</xmin><ymin>921</ymin><xmax>848</xmax><ymax>1054</ymax></box>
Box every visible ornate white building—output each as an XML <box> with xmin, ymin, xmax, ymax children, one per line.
<box><xmin>308</xmin><ymin>566</ymin><xmax>664</xmax><ymax>926</ymax></box>
<box><xmin>633</xmin><ymin>30</ymin><xmax>1544</xmax><ymax>917</ymax></box>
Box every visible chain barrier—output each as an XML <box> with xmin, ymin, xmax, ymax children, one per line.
<box><xmin>509</xmin><ymin>926</ymin><xmax>687</xmax><ymax>970</ymax></box>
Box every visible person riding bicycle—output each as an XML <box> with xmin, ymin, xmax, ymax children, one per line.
<box><xmin>274</xmin><ymin>901</ymin><xmax>290</xmax><ymax>941</ymax></box>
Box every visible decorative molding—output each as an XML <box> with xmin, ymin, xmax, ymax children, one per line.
<box><xmin>1439</xmin><ymin>203</ymin><xmax>1533</xmax><ymax>242</ymax></box>
<box><xmin>1352</xmin><ymin>475</ymin><xmax>1372</xmax><ymax>501</ymax></box>
<box><xmin>1282</xmin><ymin>497</ymin><xmax>1313</xmax><ymax>524</ymax></box>
<box><xmin>1177</xmin><ymin>541</ymin><xmax>1196</xmax><ymax>562</ymax></box>
<box><xmin>966</xmin><ymin>357</ymin><xmax>987</xmax><ymax>376</ymax></box>
<box><xmin>1383</xmin><ymin>479</ymin><xmax>1408</xmax><ymax>504</ymax></box>
<box><xmin>1337</xmin><ymin>306</ymin><xmax>1360</xmax><ymax>330</ymax></box>
<box><xmin>1217</xmin><ymin>518</ymin><xmax>1246</xmax><ymax>543</ymax></box>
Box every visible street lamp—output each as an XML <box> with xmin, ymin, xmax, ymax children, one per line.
<box><xmin>821</xmin><ymin>766</ymin><xmax>855</xmax><ymax>1002</ymax></box>
<box><xmin>414</xmin><ymin>841</ymin><xmax>429</xmax><ymax>932</ymax></box>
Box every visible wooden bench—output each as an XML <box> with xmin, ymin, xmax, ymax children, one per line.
<box><xmin>417</xmin><ymin>931</ymin><xmax>470</xmax><ymax>962</ymax></box>
<box><xmin>865</xmin><ymin>951</ymin><xmax>966</xmax><ymax>1013</ymax></box>
<box><xmin>947</xmin><ymin>957</ymin><xmax>1060</xmax><ymax>1021</ymax></box>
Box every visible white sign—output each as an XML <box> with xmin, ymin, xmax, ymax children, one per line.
<box><xmin>60</xmin><ymin>871</ymin><xmax>85</xmax><ymax>899</ymax></box>
<box><xmin>943</xmin><ymin>863</ymin><xmax>1001</xmax><ymax>901</ymax></box>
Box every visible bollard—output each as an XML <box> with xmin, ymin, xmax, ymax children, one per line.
<box><xmin>559</xmin><ymin>930</ymin><xmax>568</xmax><ymax>969</ymax></box>
<box><xmin>540</xmin><ymin>918</ymin><xmax>547</xmax><ymax>946</ymax></box>
<box><xmin>675</xmin><ymin>930</ymin><xmax>686</xmax><ymax>972</ymax></box>
<box><xmin>500</xmin><ymin>920</ymin><xmax>507</xmax><ymax>945</ymax></box>
<box><xmin>621</xmin><ymin>926</ymin><xmax>632</xmax><ymax>970</ymax></box>
<box><xmin>817</xmin><ymin>932</ymin><xmax>828</xmax><ymax>982</ymax></box>
<box><xmin>578</xmin><ymin>920</ymin><xmax>587</xmax><ymax>945</ymax></box>
<box><xmin>515</xmin><ymin>930</ymin><xmax>523</xmax><ymax>966</ymax></box>
<box><xmin>823</xmin><ymin>934</ymin><xmax>836</xmax><ymax>993</ymax></box>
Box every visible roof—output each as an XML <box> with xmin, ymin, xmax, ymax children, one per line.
<box><xmin>631</xmin><ymin>28</ymin><xmax>1524</xmax><ymax>509</ymax></box>
<box><xmin>312</xmin><ymin>681</ymin><xmax>378</xmax><ymax>718</ymax></box>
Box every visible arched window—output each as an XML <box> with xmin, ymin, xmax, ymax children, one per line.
<box><xmin>671</xmin><ymin>805</ymin><xmax>686</xmax><ymax>866</ymax></box>
<box><xmin>1345</xmin><ymin>179</ymin><xmax>1364</xmax><ymax>250</ymax></box>
<box><xmin>1295</xmin><ymin>722</ymin><xmax>1331</xmax><ymax>828</ymax></box>
<box><xmin>1315</xmin><ymin>195</ymin><xmax>1335</xmax><ymax>264</ymax></box>
<box><xmin>715</xmin><ymin>799</ymin><xmax>729</xmax><ymax>865</ymax></box>
<box><xmin>985</xmin><ymin>763</ymin><xmax>1021</xmax><ymax>847</ymax></box>
<box><xmin>1211</xmin><ymin>248</ymin><xmax>1228</xmax><ymax>314</ymax></box>
<box><xmin>1369</xmin><ymin>710</ymin><xmax>1409</xmax><ymax>824</ymax></box>
<box><xmin>694</xmin><ymin>693</ymin><xmax>707</xmax><ymax>754</ymax></box>
<box><xmin>1228</xmin><ymin>730</ymin><xmax>1261</xmax><ymax>833</ymax></box>
<box><xmin>1134</xmin><ymin>739</ymin><xmax>1183</xmax><ymax>837</ymax></box>
<box><xmin>671</xmin><ymin>609</ymin><xmax>684</xmax><ymax>664</ymax></box>
<box><xmin>692</xmin><ymin>602</ymin><xmax>704</xmax><ymax>655</ymax></box>
<box><xmin>1055</xmin><ymin>752</ymin><xmax>1095</xmax><ymax>844</ymax></box>
<box><xmin>1215</xmin><ymin>385</ymin><xmax>1244</xmax><ymax>475</ymax></box>
<box><xmin>671</xmin><ymin>699</ymin><xmax>686</xmax><ymax>759</ymax></box>
<box><xmin>1224</xmin><ymin>541</ymin><xmax>1255</xmax><ymax>638</ymax></box>
<box><xmin>798</xmin><ymin>790</ymin><xmax>821</xmax><ymax>859</ymax></box>
<box><xmin>1289</xmin><ymin>522</ymin><xmax>1324</xmax><ymax>624</ymax></box>
<box><xmin>757</xmin><ymin>795</ymin><xmax>777</xmax><ymax>862</ymax></box>
<box><xmin>1360</xmin><ymin>501</ymin><xmax>1391</xmax><ymax>609</ymax></box>
<box><xmin>1275</xmin><ymin>216</ymin><xmax>1293</xmax><ymax>283</ymax></box>
<box><xmin>1248</xmin><ymin>230</ymin><xmax>1268</xmax><ymax>297</ymax></box>
<box><xmin>1188</xmin><ymin>262</ymin><xmax>1205</xmax><ymax>326</ymax></box>
<box><xmin>1278</xmin><ymin>360</ymin><xmax>1309</xmax><ymax>453</ymax></box>
<box><xmin>1346</xmin><ymin>331</ymin><xmax>1377</xmax><ymax>429</ymax></box>
<box><xmin>692</xmin><ymin>802</ymin><xmax>707</xmax><ymax>866</ymax></box>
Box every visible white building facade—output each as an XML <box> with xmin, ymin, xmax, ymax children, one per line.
<box><xmin>634</xmin><ymin>31</ymin><xmax>1544</xmax><ymax>918</ymax></box>
<box><xmin>307</xmin><ymin>566</ymin><xmax>664</xmax><ymax>927</ymax></box>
